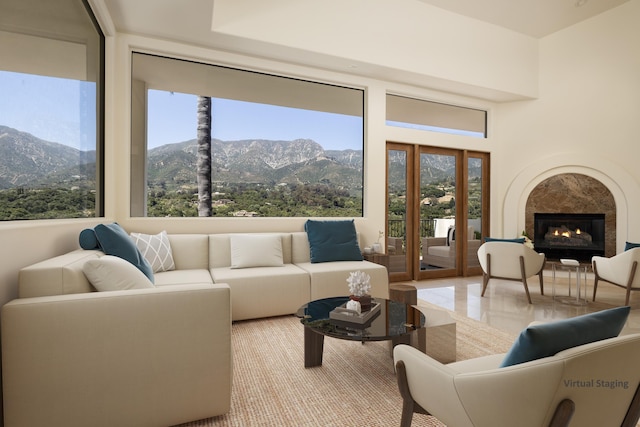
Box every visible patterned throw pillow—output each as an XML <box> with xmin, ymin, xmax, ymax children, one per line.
<box><xmin>130</xmin><ymin>230</ymin><xmax>176</xmax><ymax>273</ymax></box>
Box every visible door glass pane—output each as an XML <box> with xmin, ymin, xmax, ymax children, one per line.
<box><xmin>420</xmin><ymin>152</ymin><xmax>456</xmax><ymax>271</ymax></box>
<box><xmin>467</xmin><ymin>156</ymin><xmax>483</xmax><ymax>269</ymax></box>
<box><xmin>387</xmin><ymin>149</ymin><xmax>408</xmax><ymax>274</ymax></box>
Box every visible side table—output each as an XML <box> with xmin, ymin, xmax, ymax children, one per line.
<box><xmin>388</xmin><ymin>283</ymin><xmax>456</xmax><ymax>363</ymax></box>
<box><xmin>389</xmin><ymin>283</ymin><xmax>418</xmax><ymax>305</ymax></box>
<box><xmin>551</xmin><ymin>259</ymin><xmax>589</xmax><ymax>305</ymax></box>
<box><xmin>363</xmin><ymin>253</ymin><xmax>390</xmax><ymax>273</ymax></box>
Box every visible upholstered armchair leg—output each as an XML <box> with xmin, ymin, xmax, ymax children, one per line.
<box><xmin>625</xmin><ymin>261</ymin><xmax>638</xmax><ymax>306</ymax></box>
<box><xmin>519</xmin><ymin>255</ymin><xmax>532</xmax><ymax>304</ymax></box>
<box><xmin>396</xmin><ymin>360</ymin><xmax>429</xmax><ymax>427</ymax></box>
<box><xmin>539</xmin><ymin>258</ymin><xmax>546</xmax><ymax>295</ymax></box>
<box><xmin>548</xmin><ymin>399</ymin><xmax>575</xmax><ymax>427</ymax></box>
<box><xmin>481</xmin><ymin>253</ymin><xmax>491</xmax><ymax>297</ymax></box>
<box><xmin>481</xmin><ymin>273</ymin><xmax>489</xmax><ymax>296</ymax></box>
<box><xmin>538</xmin><ymin>270</ymin><xmax>544</xmax><ymax>295</ymax></box>
<box><xmin>621</xmin><ymin>382</ymin><xmax>640</xmax><ymax>427</ymax></box>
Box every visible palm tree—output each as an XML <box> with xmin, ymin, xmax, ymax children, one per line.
<box><xmin>197</xmin><ymin>96</ymin><xmax>212</xmax><ymax>216</ymax></box>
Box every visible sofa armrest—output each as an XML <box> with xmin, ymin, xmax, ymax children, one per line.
<box><xmin>2</xmin><ymin>283</ymin><xmax>232</xmax><ymax>427</ymax></box>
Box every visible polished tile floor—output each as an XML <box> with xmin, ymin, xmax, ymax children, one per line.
<box><xmin>412</xmin><ymin>269</ymin><xmax>640</xmax><ymax>336</ymax></box>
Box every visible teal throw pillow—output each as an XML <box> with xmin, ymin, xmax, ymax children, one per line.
<box><xmin>500</xmin><ymin>306</ymin><xmax>630</xmax><ymax>367</ymax></box>
<box><xmin>79</xmin><ymin>228</ymin><xmax>101</xmax><ymax>250</ymax></box>
<box><xmin>93</xmin><ymin>223</ymin><xmax>154</xmax><ymax>283</ymax></box>
<box><xmin>625</xmin><ymin>241</ymin><xmax>640</xmax><ymax>251</ymax></box>
<box><xmin>304</xmin><ymin>219</ymin><xmax>364</xmax><ymax>263</ymax></box>
<box><xmin>484</xmin><ymin>237</ymin><xmax>526</xmax><ymax>244</ymax></box>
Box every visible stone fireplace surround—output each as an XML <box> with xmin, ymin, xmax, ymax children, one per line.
<box><xmin>527</xmin><ymin>177</ymin><xmax>613</xmax><ymax>259</ymax></box>
<box><xmin>502</xmin><ymin>155</ymin><xmax>640</xmax><ymax>257</ymax></box>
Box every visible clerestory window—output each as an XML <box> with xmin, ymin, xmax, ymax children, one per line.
<box><xmin>386</xmin><ymin>94</ymin><xmax>487</xmax><ymax>138</ymax></box>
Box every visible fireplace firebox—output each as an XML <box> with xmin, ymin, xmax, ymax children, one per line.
<box><xmin>533</xmin><ymin>213</ymin><xmax>605</xmax><ymax>262</ymax></box>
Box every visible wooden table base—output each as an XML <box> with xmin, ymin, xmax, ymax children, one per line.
<box><xmin>304</xmin><ymin>327</ymin><xmax>325</xmax><ymax>367</ymax></box>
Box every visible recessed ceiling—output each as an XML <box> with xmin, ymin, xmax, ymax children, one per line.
<box><xmin>416</xmin><ymin>0</ymin><xmax>630</xmax><ymax>38</ymax></box>
<box><xmin>99</xmin><ymin>0</ymin><xmax>632</xmax><ymax>101</ymax></box>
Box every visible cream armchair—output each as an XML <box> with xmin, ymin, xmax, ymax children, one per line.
<box><xmin>477</xmin><ymin>241</ymin><xmax>545</xmax><ymax>304</ymax></box>
<box><xmin>394</xmin><ymin>334</ymin><xmax>640</xmax><ymax>427</ymax></box>
<box><xmin>592</xmin><ymin>247</ymin><xmax>640</xmax><ymax>305</ymax></box>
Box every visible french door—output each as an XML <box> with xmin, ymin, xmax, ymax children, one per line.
<box><xmin>386</xmin><ymin>142</ymin><xmax>489</xmax><ymax>281</ymax></box>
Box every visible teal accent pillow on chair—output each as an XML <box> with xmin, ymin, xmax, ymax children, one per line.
<box><xmin>484</xmin><ymin>237</ymin><xmax>526</xmax><ymax>243</ymax></box>
<box><xmin>304</xmin><ymin>219</ymin><xmax>364</xmax><ymax>263</ymax></box>
<box><xmin>500</xmin><ymin>306</ymin><xmax>630</xmax><ymax>367</ymax></box>
<box><xmin>625</xmin><ymin>241</ymin><xmax>640</xmax><ymax>251</ymax></box>
<box><xmin>94</xmin><ymin>223</ymin><xmax>155</xmax><ymax>283</ymax></box>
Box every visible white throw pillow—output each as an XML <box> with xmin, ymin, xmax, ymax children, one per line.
<box><xmin>230</xmin><ymin>234</ymin><xmax>284</xmax><ymax>269</ymax></box>
<box><xmin>129</xmin><ymin>230</ymin><xmax>176</xmax><ymax>273</ymax></box>
<box><xmin>83</xmin><ymin>256</ymin><xmax>155</xmax><ymax>291</ymax></box>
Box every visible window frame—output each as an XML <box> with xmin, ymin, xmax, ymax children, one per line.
<box><xmin>130</xmin><ymin>52</ymin><xmax>365</xmax><ymax>218</ymax></box>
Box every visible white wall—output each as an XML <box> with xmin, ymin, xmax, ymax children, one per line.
<box><xmin>495</xmin><ymin>0</ymin><xmax>640</xmax><ymax>251</ymax></box>
<box><xmin>211</xmin><ymin>0</ymin><xmax>539</xmax><ymax>100</ymax></box>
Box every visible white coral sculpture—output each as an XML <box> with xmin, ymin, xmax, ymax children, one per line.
<box><xmin>347</xmin><ymin>271</ymin><xmax>371</xmax><ymax>296</ymax></box>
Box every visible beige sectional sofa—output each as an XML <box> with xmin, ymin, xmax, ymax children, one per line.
<box><xmin>2</xmin><ymin>282</ymin><xmax>231</xmax><ymax>427</ymax></box>
<box><xmin>17</xmin><ymin>231</ymin><xmax>389</xmax><ymax>321</ymax></box>
<box><xmin>3</xmin><ymin>230</ymin><xmax>388</xmax><ymax>427</ymax></box>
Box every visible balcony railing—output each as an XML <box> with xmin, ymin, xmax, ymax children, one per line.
<box><xmin>387</xmin><ymin>219</ymin><xmax>436</xmax><ymax>239</ymax></box>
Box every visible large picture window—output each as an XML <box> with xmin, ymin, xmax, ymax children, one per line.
<box><xmin>0</xmin><ymin>0</ymin><xmax>104</xmax><ymax>220</ymax></box>
<box><xmin>131</xmin><ymin>53</ymin><xmax>364</xmax><ymax>217</ymax></box>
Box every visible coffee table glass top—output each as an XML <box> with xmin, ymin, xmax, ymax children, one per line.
<box><xmin>296</xmin><ymin>296</ymin><xmax>425</xmax><ymax>342</ymax></box>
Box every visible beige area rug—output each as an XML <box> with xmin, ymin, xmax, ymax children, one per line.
<box><xmin>176</xmin><ymin>301</ymin><xmax>516</xmax><ymax>427</ymax></box>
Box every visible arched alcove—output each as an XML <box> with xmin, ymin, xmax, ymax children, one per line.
<box><xmin>502</xmin><ymin>154</ymin><xmax>638</xmax><ymax>254</ymax></box>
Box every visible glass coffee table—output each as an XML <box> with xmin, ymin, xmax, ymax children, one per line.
<box><xmin>296</xmin><ymin>296</ymin><xmax>429</xmax><ymax>368</ymax></box>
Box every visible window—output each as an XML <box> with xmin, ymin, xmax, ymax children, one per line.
<box><xmin>0</xmin><ymin>0</ymin><xmax>104</xmax><ymax>220</ymax></box>
<box><xmin>131</xmin><ymin>53</ymin><xmax>364</xmax><ymax>217</ymax></box>
<box><xmin>386</xmin><ymin>94</ymin><xmax>486</xmax><ymax>138</ymax></box>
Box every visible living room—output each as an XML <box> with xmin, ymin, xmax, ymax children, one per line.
<box><xmin>1</xmin><ymin>0</ymin><xmax>639</xmax><ymax>425</ymax></box>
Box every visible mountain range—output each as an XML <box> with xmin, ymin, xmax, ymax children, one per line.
<box><xmin>147</xmin><ymin>138</ymin><xmax>363</xmax><ymax>192</ymax></box>
<box><xmin>0</xmin><ymin>125</ymin><xmax>95</xmax><ymax>189</ymax></box>
<box><xmin>0</xmin><ymin>125</ymin><xmax>469</xmax><ymax>191</ymax></box>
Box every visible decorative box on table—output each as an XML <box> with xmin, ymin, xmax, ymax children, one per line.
<box><xmin>329</xmin><ymin>301</ymin><xmax>381</xmax><ymax>328</ymax></box>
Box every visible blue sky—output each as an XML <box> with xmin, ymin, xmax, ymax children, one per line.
<box><xmin>0</xmin><ymin>71</ymin><xmax>96</xmax><ymax>151</ymax></box>
<box><xmin>0</xmin><ymin>71</ymin><xmax>363</xmax><ymax>151</ymax></box>
<box><xmin>147</xmin><ymin>90</ymin><xmax>363</xmax><ymax>150</ymax></box>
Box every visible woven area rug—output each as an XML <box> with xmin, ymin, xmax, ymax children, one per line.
<box><xmin>175</xmin><ymin>301</ymin><xmax>516</xmax><ymax>427</ymax></box>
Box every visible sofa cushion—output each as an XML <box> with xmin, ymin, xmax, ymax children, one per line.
<box><xmin>230</xmin><ymin>234</ymin><xmax>284</xmax><ymax>269</ymax></box>
<box><xmin>130</xmin><ymin>230</ymin><xmax>176</xmax><ymax>273</ymax></box>
<box><xmin>79</xmin><ymin>228</ymin><xmax>101</xmax><ymax>250</ymax></box>
<box><xmin>446</xmin><ymin>226</ymin><xmax>455</xmax><ymax>245</ymax></box>
<box><xmin>82</xmin><ymin>255</ymin><xmax>155</xmax><ymax>291</ymax></box>
<box><xmin>500</xmin><ymin>306</ymin><xmax>630</xmax><ymax>367</ymax></box>
<box><xmin>94</xmin><ymin>223</ymin><xmax>154</xmax><ymax>282</ymax></box>
<box><xmin>304</xmin><ymin>219</ymin><xmax>363</xmax><ymax>263</ymax></box>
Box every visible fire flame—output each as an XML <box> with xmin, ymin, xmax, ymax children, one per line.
<box><xmin>553</xmin><ymin>228</ymin><xmax>577</xmax><ymax>238</ymax></box>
